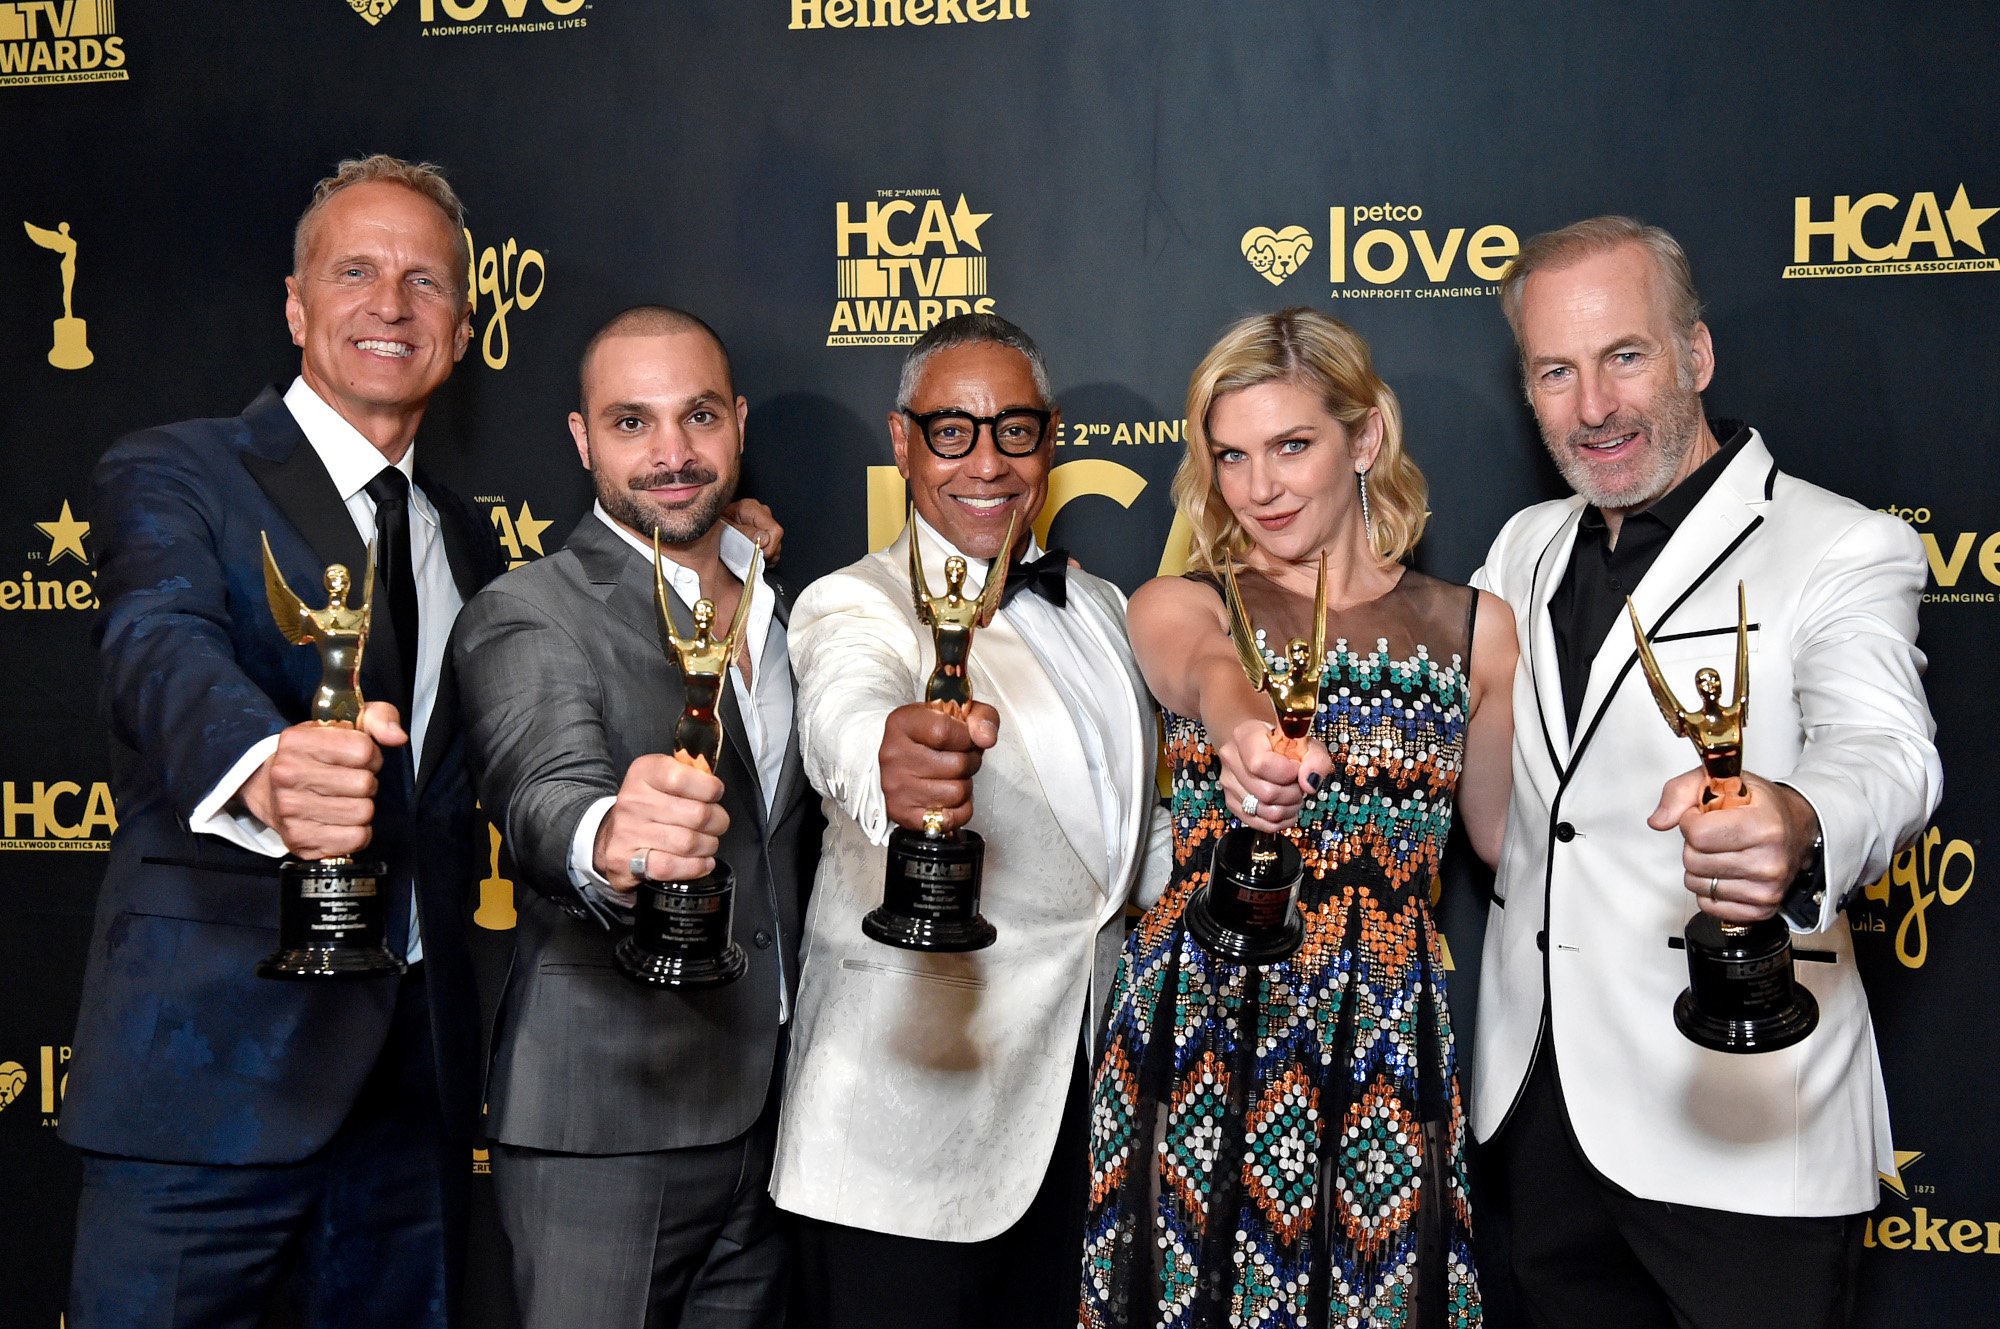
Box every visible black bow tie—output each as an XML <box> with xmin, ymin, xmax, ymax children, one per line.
<box><xmin>1000</xmin><ymin>548</ymin><xmax>1068</xmax><ymax>609</ymax></box>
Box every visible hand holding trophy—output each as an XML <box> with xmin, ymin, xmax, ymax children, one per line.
<box><xmin>256</xmin><ymin>533</ymin><xmax>406</xmax><ymax>979</ymax></box>
<box><xmin>1184</xmin><ymin>554</ymin><xmax>1327</xmax><ymax>965</ymax></box>
<box><xmin>613</xmin><ymin>534</ymin><xmax>760</xmax><ymax>989</ymax></box>
<box><xmin>1629</xmin><ymin>583</ymin><xmax>1818</xmax><ymax>1053</ymax></box>
<box><xmin>863</xmin><ymin>511</ymin><xmax>1017</xmax><ymax>953</ymax></box>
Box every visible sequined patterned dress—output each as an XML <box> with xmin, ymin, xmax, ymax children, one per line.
<box><xmin>1082</xmin><ymin>568</ymin><xmax>1482</xmax><ymax>1329</ymax></box>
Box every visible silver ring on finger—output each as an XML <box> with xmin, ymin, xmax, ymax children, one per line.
<box><xmin>631</xmin><ymin>849</ymin><xmax>650</xmax><ymax>880</ymax></box>
<box><xmin>1708</xmin><ymin>875</ymin><xmax>1721</xmax><ymax>902</ymax></box>
<box><xmin>1241</xmin><ymin>793</ymin><xmax>1260</xmax><ymax>818</ymax></box>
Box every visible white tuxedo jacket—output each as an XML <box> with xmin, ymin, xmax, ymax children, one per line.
<box><xmin>1471</xmin><ymin>431</ymin><xmax>1940</xmax><ymax>1217</ymax></box>
<box><xmin>769</xmin><ymin>523</ymin><xmax>1171</xmax><ymax>1241</ymax></box>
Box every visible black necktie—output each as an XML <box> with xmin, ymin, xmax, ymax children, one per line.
<box><xmin>1000</xmin><ymin>547</ymin><xmax>1068</xmax><ymax>609</ymax></box>
<box><xmin>364</xmin><ymin>466</ymin><xmax>420</xmax><ymax>708</ymax></box>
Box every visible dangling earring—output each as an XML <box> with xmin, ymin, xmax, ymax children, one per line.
<box><xmin>1358</xmin><ymin>468</ymin><xmax>1374</xmax><ymax>547</ymax></box>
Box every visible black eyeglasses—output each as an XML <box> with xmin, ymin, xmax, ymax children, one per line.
<box><xmin>902</xmin><ymin>407</ymin><xmax>1051</xmax><ymax>459</ymax></box>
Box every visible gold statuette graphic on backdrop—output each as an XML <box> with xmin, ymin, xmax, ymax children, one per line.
<box><xmin>863</xmin><ymin>509</ymin><xmax>1016</xmax><ymax>953</ymax></box>
<box><xmin>1629</xmin><ymin>583</ymin><xmax>1816</xmax><ymax>1053</ymax></box>
<box><xmin>1184</xmin><ymin>555</ymin><xmax>1325</xmax><ymax>966</ymax></box>
<box><xmin>23</xmin><ymin>221</ymin><xmax>92</xmax><ymax>370</ymax></box>
<box><xmin>256</xmin><ymin>533</ymin><xmax>405</xmax><ymax>979</ymax></box>
<box><xmin>612</xmin><ymin>533</ymin><xmax>760</xmax><ymax>989</ymax></box>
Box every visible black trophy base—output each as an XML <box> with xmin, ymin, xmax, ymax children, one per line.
<box><xmin>1187</xmin><ymin>830</ymin><xmax>1306</xmax><ymax>966</ymax></box>
<box><xmin>1674</xmin><ymin>913</ymin><xmax>1819</xmax><ymax>1054</ymax></box>
<box><xmin>866</xmin><ymin>825</ymin><xmax>995</xmax><ymax>953</ymax></box>
<box><xmin>258</xmin><ymin>856</ymin><xmax>404</xmax><ymax>980</ymax></box>
<box><xmin>615</xmin><ymin>864</ymin><xmax>746</xmax><ymax>990</ymax></box>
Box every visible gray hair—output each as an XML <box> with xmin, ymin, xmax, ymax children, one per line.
<box><xmin>293</xmin><ymin>154</ymin><xmax>470</xmax><ymax>297</ymax></box>
<box><xmin>1499</xmin><ymin>215</ymin><xmax>1704</xmax><ymax>373</ymax></box>
<box><xmin>895</xmin><ymin>312</ymin><xmax>1053</xmax><ymax>410</ymax></box>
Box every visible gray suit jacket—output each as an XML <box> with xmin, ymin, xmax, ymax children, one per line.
<box><xmin>452</xmin><ymin>513</ymin><xmax>815</xmax><ymax>1154</ymax></box>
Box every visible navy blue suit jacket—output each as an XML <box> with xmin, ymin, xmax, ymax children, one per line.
<box><xmin>61</xmin><ymin>387</ymin><xmax>503</xmax><ymax>1166</ymax></box>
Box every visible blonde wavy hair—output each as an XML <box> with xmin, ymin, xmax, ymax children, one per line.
<box><xmin>1174</xmin><ymin>307</ymin><xmax>1427</xmax><ymax>573</ymax></box>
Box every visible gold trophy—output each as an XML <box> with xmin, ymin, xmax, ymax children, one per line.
<box><xmin>1629</xmin><ymin>584</ymin><xmax>1817</xmax><ymax>1053</ymax></box>
<box><xmin>24</xmin><ymin>221</ymin><xmax>94</xmax><ymax>370</ymax></box>
<box><xmin>863</xmin><ymin>510</ymin><xmax>1017</xmax><ymax>952</ymax></box>
<box><xmin>1184</xmin><ymin>554</ymin><xmax>1325</xmax><ymax>964</ymax></box>
<box><xmin>614</xmin><ymin>534</ymin><xmax>760</xmax><ymax>988</ymax></box>
<box><xmin>257</xmin><ymin>533</ymin><xmax>405</xmax><ymax>979</ymax></box>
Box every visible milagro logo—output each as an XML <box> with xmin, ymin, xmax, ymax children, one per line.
<box><xmin>1323</xmin><ymin>203</ymin><xmax>1518</xmax><ymax>300</ymax></box>
<box><xmin>1787</xmin><ymin>185</ymin><xmax>1996</xmax><ymax>279</ymax></box>
<box><xmin>463</xmin><ymin>228</ymin><xmax>546</xmax><ymax>371</ymax></box>
<box><xmin>829</xmin><ymin>190</ymin><xmax>995</xmax><ymax>347</ymax></box>
<box><xmin>1849</xmin><ymin>823</ymin><xmax>1974</xmax><ymax>970</ymax></box>
<box><xmin>0</xmin><ymin>0</ymin><xmax>127</xmax><ymax>87</ymax></box>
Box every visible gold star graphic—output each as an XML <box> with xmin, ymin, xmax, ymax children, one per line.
<box><xmin>1944</xmin><ymin>185</ymin><xmax>1996</xmax><ymax>254</ymax></box>
<box><xmin>950</xmin><ymin>195</ymin><xmax>991</xmax><ymax>252</ymax></box>
<box><xmin>36</xmin><ymin>500</ymin><xmax>90</xmax><ymax>566</ymax></box>
<box><xmin>1878</xmin><ymin>1149</ymin><xmax>1925</xmax><ymax>1199</ymax></box>
<box><xmin>512</xmin><ymin>502</ymin><xmax>552</xmax><ymax>558</ymax></box>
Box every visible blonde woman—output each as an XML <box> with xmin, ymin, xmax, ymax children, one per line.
<box><xmin>1081</xmin><ymin>309</ymin><xmax>1516</xmax><ymax>1329</ymax></box>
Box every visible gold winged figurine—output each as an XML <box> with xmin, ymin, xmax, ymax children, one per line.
<box><xmin>655</xmin><ymin>531</ymin><xmax>760</xmax><ymax>773</ymax></box>
<box><xmin>261</xmin><ymin>531</ymin><xmax>375</xmax><ymax>727</ymax></box>
<box><xmin>1222</xmin><ymin>552</ymin><xmax>1329</xmax><ymax>758</ymax></box>
<box><xmin>910</xmin><ymin>507</ymin><xmax>1018</xmax><ymax>715</ymax></box>
<box><xmin>1627</xmin><ymin>581</ymin><xmax>1750</xmax><ymax>809</ymax></box>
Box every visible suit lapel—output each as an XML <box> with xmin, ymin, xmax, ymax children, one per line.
<box><xmin>1525</xmin><ymin>503</ymin><xmax>1585</xmax><ymax>771</ymax></box>
<box><xmin>412</xmin><ymin>466</ymin><xmax>487</xmax><ymax>798</ymax></box>
<box><xmin>1566</xmin><ymin>435</ymin><xmax>1777</xmax><ymax>775</ymax></box>
<box><xmin>903</xmin><ymin>526</ymin><xmax>1110</xmax><ymax>893</ymax></box>
<box><xmin>761</xmin><ymin>582</ymin><xmax>808</xmax><ymax>837</ymax></box>
<box><xmin>238</xmin><ymin>390</ymin><xmax>402</xmax><ymax>717</ymax></box>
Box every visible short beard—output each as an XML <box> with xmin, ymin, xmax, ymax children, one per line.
<box><xmin>595</xmin><ymin>459</ymin><xmax>738</xmax><ymax>547</ymax></box>
<box><xmin>1542</xmin><ymin>372</ymin><xmax>1705</xmax><ymax>511</ymax></box>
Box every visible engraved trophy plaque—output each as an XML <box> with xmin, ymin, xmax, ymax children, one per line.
<box><xmin>863</xmin><ymin>511</ymin><xmax>1018</xmax><ymax>953</ymax></box>
<box><xmin>257</xmin><ymin>533</ymin><xmax>405</xmax><ymax>979</ymax></box>
<box><xmin>614</xmin><ymin>535</ymin><xmax>759</xmax><ymax>989</ymax></box>
<box><xmin>1184</xmin><ymin>555</ymin><xmax>1325</xmax><ymax>965</ymax></box>
<box><xmin>1630</xmin><ymin>584</ymin><xmax>1818</xmax><ymax>1053</ymax></box>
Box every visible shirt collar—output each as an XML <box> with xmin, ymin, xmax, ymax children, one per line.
<box><xmin>1580</xmin><ymin>418</ymin><xmax>1749</xmax><ymax>537</ymax></box>
<box><xmin>909</xmin><ymin>508</ymin><xmax>1044</xmax><ymax>598</ymax></box>
<box><xmin>592</xmin><ymin>501</ymin><xmax>765</xmax><ymax>590</ymax></box>
<box><xmin>284</xmin><ymin>376</ymin><xmax>418</xmax><ymax>505</ymax></box>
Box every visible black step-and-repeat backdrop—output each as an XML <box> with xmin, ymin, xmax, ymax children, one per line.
<box><xmin>4</xmin><ymin>3</ymin><xmax>1994</xmax><ymax>1325</ymax></box>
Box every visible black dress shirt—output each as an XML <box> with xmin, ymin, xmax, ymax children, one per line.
<box><xmin>1548</xmin><ymin>420</ymin><xmax>1749</xmax><ymax>731</ymax></box>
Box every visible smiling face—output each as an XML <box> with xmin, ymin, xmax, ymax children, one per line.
<box><xmin>1518</xmin><ymin>241</ymin><xmax>1715</xmax><ymax>514</ymax></box>
<box><xmin>1205</xmin><ymin>378</ymin><xmax>1382</xmax><ymax>566</ymax></box>
<box><xmin>284</xmin><ymin>181</ymin><xmax>471</xmax><ymax>456</ymax></box>
<box><xmin>570</xmin><ymin>329</ymin><xmax>746</xmax><ymax>551</ymax></box>
<box><xmin>890</xmin><ymin>341</ymin><xmax>1053</xmax><ymax>561</ymax></box>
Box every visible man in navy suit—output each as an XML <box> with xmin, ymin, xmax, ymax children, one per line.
<box><xmin>60</xmin><ymin>155</ymin><xmax>502</xmax><ymax>1329</ymax></box>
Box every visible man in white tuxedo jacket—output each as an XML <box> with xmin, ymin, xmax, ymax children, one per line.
<box><xmin>771</xmin><ymin>314</ymin><xmax>1170</xmax><ymax>1329</ymax></box>
<box><xmin>1471</xmin><ymin>216</ymin><xmax>1941</xmax><ymax>1328</ymax></box>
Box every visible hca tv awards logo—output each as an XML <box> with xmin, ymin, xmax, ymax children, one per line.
<box><xmin>344</xmin><ymin>0</ymin><xmax>588</xmax><ymax>34</ymax></box>
<box><xmin>0</xmin><ymin>0</ymin><xmax>126</xmax><ymax>86</ymax></box>
<box><xmin>1787</xmin><ymin>185</ymin><xmax>1996</xmax><ymax>279</ymax></box>
<box><xmin>1240</xmin><ymin>204</ymin><xmax>1520</xmax><ymax>300</ymax></box>
<box><xmin>829</xmin><ymin>190</ymin><xmax>996</xmax><ymax>347</ymax></box>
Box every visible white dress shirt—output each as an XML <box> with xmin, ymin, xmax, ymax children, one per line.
<box><xmin>189</xmin><ymin>376</ymin><xmax>464</xmax><ymax>963</ymax></box>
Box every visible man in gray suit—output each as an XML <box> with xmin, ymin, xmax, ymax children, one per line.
<box><xmin>452</xmin><ymin>305</ymin><xmax>816</xmax><ymax>1327</ymax></box>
